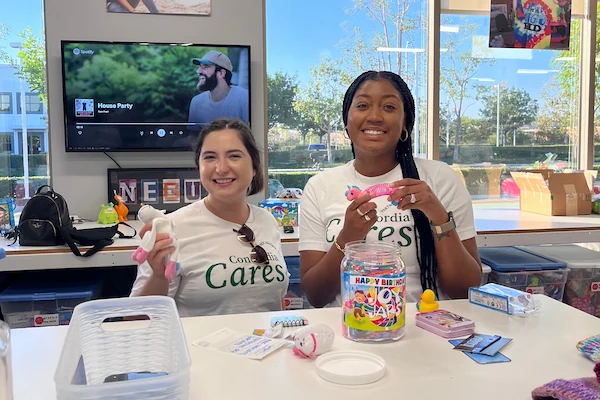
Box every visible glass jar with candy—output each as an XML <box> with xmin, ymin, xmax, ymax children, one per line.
<box><xmin>341</xmin><ymin>240</ymin><xmax>406</xmax><ymax>342</ymax></box>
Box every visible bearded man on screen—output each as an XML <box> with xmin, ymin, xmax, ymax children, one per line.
<box><xmin>187</xmin><ymin>50</ymin><xmax>249</xmax><ymax>130</ymax></box>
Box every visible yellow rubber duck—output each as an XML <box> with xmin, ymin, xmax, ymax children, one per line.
<box><xmin>417</xmin><ymin>289</ymin><xmax>439</xmax><ymax>313</ymax></box>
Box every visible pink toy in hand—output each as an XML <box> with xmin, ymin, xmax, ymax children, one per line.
<box><xmin>131</xmin><ymin>205</ymin><xmax>180</xmax><ymax>283</ymax></box>
<box><xmin>292</xmin><ymin>324</ymin><xmax>335</xmax><ymax>359</ymax></box>
<box><xmin>345</xmin><ymin>184</ymin><xmax>400</xmax><ymax>201</ymax></box>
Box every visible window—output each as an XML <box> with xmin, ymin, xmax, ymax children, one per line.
<box><xmin>0</xmin><ymin>134</ymin><xmax>12</xmax><ymax>153</ymax></box>
<box><xmin>439</xmin><ymin>12</ymin><xmax>581</xmax><ymax>201</ymax></box>
<box><xmin>0</xmin><ymin>93</ymin><xmax>11</xmax><ymax>113</ymax></box>
<box><xmin>266</xmin><ymin>0</ymin><xmax>429</xmax><ymax>194</ymax></box>
<box><xmin>0</xmin><ymin>1</ymin><xmax>49</xmax><ymax>210</ymax></box>
<box><xmin>17</xmin><ymin>92</ymin><xmax>43</xmax><ymax>114</ymax></box>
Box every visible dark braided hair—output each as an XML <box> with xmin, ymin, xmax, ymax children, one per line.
<box><xmin>342</xmin><ymin>71</ymin><xmax>438</xmax><ymax>295</ymax></box>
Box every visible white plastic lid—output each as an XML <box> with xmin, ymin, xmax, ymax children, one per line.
<box><xmin>315</xmin><ymin>350</ymin><xmax>386</xmax><ymax>385</ymax></box>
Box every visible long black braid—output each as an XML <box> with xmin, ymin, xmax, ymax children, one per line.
<box><xmin>342</xmin><ymin>71</ymin><xmax>439</xmax><ymax>295</ymax></box>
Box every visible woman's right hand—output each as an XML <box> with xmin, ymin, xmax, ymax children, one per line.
<box><xmin>338</xmin><ymin>193</ymin><xmax>378</xmax><ymax>246</ymax></box>
<box><xmin>139</xmin><ymin>223</ymin><xmax>175</xmax><ymax>278</ymax></box>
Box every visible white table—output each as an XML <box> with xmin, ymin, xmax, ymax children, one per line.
<box><xmin>10</xmin><ymin>296</ymin><xmax>600</xmax><ymax>399</ymax></box>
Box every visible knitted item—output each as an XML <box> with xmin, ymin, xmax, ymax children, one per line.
<box><xmin>531</xmin><ymin>363</ymin><xmax>600</xmax><ymax>400</ymax></box>
<box><xmin>578</xmin><ymin>335</ymin><xmax>600</xmax><ymax>363</ymax></box>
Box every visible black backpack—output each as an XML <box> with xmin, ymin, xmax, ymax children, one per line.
<box><xmin>19</xmin><ymin>185</ymin><xmax>71</xmax><ymax>246</ymax></box>
<box><xmin>17</xmin><ymin>185</ymin><xmax>136</xmax><ymax>257</ymax></box>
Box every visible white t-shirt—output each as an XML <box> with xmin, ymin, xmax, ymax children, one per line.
<box><xmin>130</xmin><ymin>199</ymin><xmax>289</xmax><ymax>317</ymax></box>
<box><xmin>188</xmin><ymin>85</ymin><xmax>250</xmax><ymax>128</ymax></box>
<box><xmin>299</xmin><ymin>159</ymin><xmax>476</xmax><ymax>304</ymax></box>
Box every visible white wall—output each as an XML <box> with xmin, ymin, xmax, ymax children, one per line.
<box><xmin>44</xmin><ymin>0</ymin><xmax>266</xmax><ymax>218</ymax></box>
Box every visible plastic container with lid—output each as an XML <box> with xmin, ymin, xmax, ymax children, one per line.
<box><xmin>521</xmin><ymin>245</ymin><xmax>600</xmax><ymax>316</ymax></box>
<box><xmin>283</xmin><ymin>256</ymin><xmax>311</xmax><ymax>310</ymax></box>
<box><xmin>340</xmin><ymin>240</ymin><xmax>406</xmax><ymax>343</ymax></box>
<box><xmin>478</xmin><ymin>247</ymin><xmax>568</xmax><ymax>301</ymax></box>
<box><xmin>0</xmin><ymin>278</ymin><xmax>101</xmax><ymax>329</ymax></box>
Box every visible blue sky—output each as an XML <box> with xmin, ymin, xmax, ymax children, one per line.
<box><xmin>267</xmin><ymin>0</ymin><xmax>576</xmax><ymax>118</ymax></box>
<box><xmin>0</xmin><ymin>0</ymin><xmax>44</xmax><ymax>59</ymax></box>
<box><xmin>0</xmin><ymin>0</ymin><xmax>575</xmax><ymax>119</ymax></box>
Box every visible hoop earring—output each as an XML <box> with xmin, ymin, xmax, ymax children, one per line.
<box><xmin>400</xmin><ymin>130</ymin><xmax>409</xmax><ymax>142</ymax></box>
<box><xmin>344</xmin><ymin>128</ymin><xmax>350</xmax><ymax>140</ymax></box>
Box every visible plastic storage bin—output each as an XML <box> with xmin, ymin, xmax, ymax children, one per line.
<box><xmin>479</xmin><ymin>247</ymin><xmax>568</xmax><ymax>301</ymax></box>
<box><xmin>283</xmin><ymin>256</ymin><xmax>310</xmax><ymax>309</ymax></box>
<box><xmin>54</xmin><ymin>296</ymin><xmax>191</xmax><ymax>400</ymax></box>
<box><xmin>481</xmin><ymin>264</ymin><xmax>491</xmax><ymax>286</ymax></box>
<box><xmin>521</xmin><ymin>245</ymin><xmax>600</xmax><ymax>316</ymax></box>
<box><xmin>0</xmin><ymin>278</ymin><xmax>102</xmax><ymax>329</ymax></box>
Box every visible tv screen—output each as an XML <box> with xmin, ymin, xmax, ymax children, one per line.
<box><xmin>61</xmin><ymin>40</ymin><xmax>251</xmax><ymax>152</ymax></box>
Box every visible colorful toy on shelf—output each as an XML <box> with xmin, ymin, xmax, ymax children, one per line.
<box><xmin>131</xmin><ymin>205</ymin><xmax>180</xmax><ymax>283</ymax></box>
<box><xmin>345</xmin><ymin>183</ymin><xmax>401</xmax><ymax>201</ymax></box>
<box><xmin>258</xmin><ymin>199</ymin><xmax>300</xmax><ymax>227</ymax></box>
<box><xmin>416</xmin><ymin>289</ymin><xmax>439</xmax><ymax>313</ymax></box>
<box><xmin>113</xmin><ymin>190</ymin><xmax>129</xmax><ymax>222</ymax></box>
<box><xmin>292</xmin><ymin>324</ymin><xmax>335</xmax><ymax>359</ymax></box>
<box><xmin>97</xmin><ymin>203</ymin><xmax>120</xmax><ymax>224</ymax></box>
<box><xmin>278</xmin><ymin>188</ymin><xmax>303</xmax><ymax>199</ymax></box>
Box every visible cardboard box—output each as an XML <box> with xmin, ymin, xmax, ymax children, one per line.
<box><xmin>510</xmin><ymin>170</ymin><xmax>594</xmax><ymax>216</ymax></box>
<box><xmin>258</xmin><ymin>199</ymin><xmax>300</xmax><ymax>226</ymax></box>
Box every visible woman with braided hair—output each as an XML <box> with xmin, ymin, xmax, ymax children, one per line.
<box><xmin>299</xmin><ymin>71</ymin><xmax>482</xmax><ymax>307</ymax></box>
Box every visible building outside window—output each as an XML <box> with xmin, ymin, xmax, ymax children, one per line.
<box><xmin>0</xmin><ymin>1</ymin><xmax>49</xmax><ymax>209</ymax></box>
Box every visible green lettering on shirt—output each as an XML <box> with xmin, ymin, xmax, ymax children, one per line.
<box><xmin>249</xmin><ymin>266</ymin><xmax>261</xmax><ymax>284</ymax></box>
<box><xmin>275</xmin><ymin>264</ymin><xmax>285</xmax><ymax>282</ymax></box>
<box><xmin>263</xmin><ymin>265</ymin><xmax>274</xmax><ymax>283</ymax></box>
<box><xmin>230</xmin><ymin>267</ymin><xmax>248</xmax><ymax>287</ymax></box>
<box><xmin>378</xmin><ymin>226</ymin><xmax>394</xmax><ymax>241</ymax></box>
<box><xmin>326</xmin><ymin>218</ymin><xmax>341</xmax><ymax>243</ymax></box>
<box><xmin>206</xmin><ymin>263</ymin><xmax>227</xmax><ymax>289</ymax></box>
<box><xmin>398</xmin><ymin>226</ymin><xmax>413</xmax><ymax>247</ymax></box>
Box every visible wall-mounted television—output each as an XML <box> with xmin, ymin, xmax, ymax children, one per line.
<box><xmin>61</xmin><ymin>40</ymin><xmax>251</xmax><ymax>152</ymax></box>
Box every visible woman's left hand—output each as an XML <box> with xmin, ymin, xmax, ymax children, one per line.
<box><xmin>388</xmin><ymin>179</ymin><xmax>449</xmax><ymax>225</ymax></box>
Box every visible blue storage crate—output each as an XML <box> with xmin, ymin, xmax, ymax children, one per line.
<box><xmin>479</xmin><ymin>247</ymin><xmax>568</xmax><ymax>301</ymax></box>
<box><xmin>284</xmin><ymin>256</ymin><xmax>311</xmax><ymax>309</ymax></box>
<box><xmin>0</xmin><ymin>278</ymin><xmax>102</xmax><ymax>328</ymax></box>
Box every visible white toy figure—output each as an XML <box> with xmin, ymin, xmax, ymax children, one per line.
<box><xmin>131</xmin><ymin>205</ymin><xmax>180</xmax><ymax>283</ymax></box>
<box><xmin>292</xmin><ymin>324</ymin><xmax>335</xmax><ymax>359</ymax></box>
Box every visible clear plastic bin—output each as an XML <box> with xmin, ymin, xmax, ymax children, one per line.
<box><xmin>285</xmin><ymin>256</ymin><xmax>300</xmax><ymax>281</ymax></box>
<box><xmin>481</xmin><ymin>265</ymin><xmax>491</xmax><ymax>286</ymax></box>
<box><xmin>284</xmin><ymin>256</ymin><xmax>311</xmax><ymax>309</ymax></box>
<box><xmin>0</xmin><ymin>279</ymin><xmax>101</xmax><ymax>329</ymax></box>
<box><xmin>54</xmin><ymin>296</ymin><xmax>190</xmax><ymax>400</ymax></box>
<box><xmin>522</xmin><ymin>245</ymin><xmax>600</xmax><ymax>316</ymax></box>
<box><xmin>479</xmin><ymin>247</ymin><xmax>568</xmax><ymax>301</ymax></box>
<box><xmin>286</xmin><ymin>282</ymin><xmax>311</xmax><ymax>309</ymax></box>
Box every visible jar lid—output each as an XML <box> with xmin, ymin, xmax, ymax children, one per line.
<box><xmin>315</xmin><ymin>350</ymin><xmax>386</xmax><ymax>385</ymax></box>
